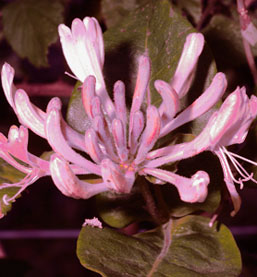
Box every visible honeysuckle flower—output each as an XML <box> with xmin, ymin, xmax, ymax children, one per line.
<box><xmin>1</xmin><ymin>16</ymin><xmax>256</xmax><ymax>221</ymax></box>
<box><xmin>147</xmin><ymin>87</ymin><xmax>257</xmax><ymax>216</ymax></box>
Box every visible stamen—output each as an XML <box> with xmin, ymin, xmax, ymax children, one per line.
<box><xmin>215</xmin><ymin>149</ymin><xmax>242</xmax><ymax>216</ymax></box>
<box><xmin>223</xmin><ymin>147</ymin><xmax>257</xmax><ymax>187</ymax></box>
<box><xmin>227</xmin><ymin>150</ymin><xmax>257</xmax><ymax>166</ymax></box>
<box><xmin>64</xmin><ymin>71</ymin><xmax>79</xmax><ymax>80</ymax></box>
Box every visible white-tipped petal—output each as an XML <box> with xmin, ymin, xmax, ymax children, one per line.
<box><xmin>1</xmin><ymin>63</ymin><xmax>15</xmax><ymax>108</ymax></box>
<box><xmin>170</xmin><ymin>33</ymin><xmax>204</xmax><ymax>98</ymax></box>
<box><xmin>14</xmin><ymin>89</ymin><xmax>45</xmax><ymax>138</ymax></box>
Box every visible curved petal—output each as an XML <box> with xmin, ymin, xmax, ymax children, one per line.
<box><xmin>45</xmin><ymin>106</ymin><xmax>101</xmax><ymax>175</ymax></box>
<box><xmin>142</xmin><ymin>168</ymin><xmax>209</xmax><ymax>203</ymax></box>
<box><xmin>50</xmin><ymin>154</ymin><xmax>107</xmax><ymax>199</ymax></box>
<box><xmin>1</xmin><ymin>63</ymin><xmax>15</xmax><ymax>108</ymax></box>
<box><xmin>135</xmin><ymin>106</ymin><xmax>160</xmax><ymax>165</ymax></box>
<box><xmin>14</xmin><ymin>89</ymin><xmax>45</xmax><ymax>138</ymax></box>
<box><xmin>170</xmin><ymin>33</ymin><xmax>204</xmax><ymax>98</ymax></box>
<box><xmin>129</xmin><ymin>55</ymin><xmax>151</xmax><ymax>146</ymax></box>
<box><xmin>155</xmin><ymin>80</ymin><xmax>179</xmax><ymax>122</ymax></box>
<box><xmin>161</xmin><ymin>72</ymin><xmax>227</xmax><ymax>137</ymax></box>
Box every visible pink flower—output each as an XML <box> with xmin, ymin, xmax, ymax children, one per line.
<box><xmin>1</xmin><ymin>16</ymin><xmax>256</xmax><ymax>219</ymax></box>
<box><xmin>147</xmin><ymin>87</ymin><xmax>257</xmax><ymax>216</ymax></box>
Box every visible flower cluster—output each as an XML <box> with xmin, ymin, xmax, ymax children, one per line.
<box><xmin>1</xmin><ymin>17</ymin><xmax>257</xmax><ymax>218</ymax></box>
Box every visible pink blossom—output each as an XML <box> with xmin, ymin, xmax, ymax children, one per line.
<box><xmin>1</xmin><ymin>16</ymin><xmax>256</xmax><ymax>220</ymax></box>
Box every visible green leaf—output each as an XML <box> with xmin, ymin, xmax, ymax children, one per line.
<box><xmin>66</xmin><ymin>81</ymin><xmax>89</xmax><ymax>133</ymax></box>
<box><xmin>104</xmin><ymin>0</ymin><xmax>195</xmax><ymax>107</ymax></box>
<box><xmin>2</xmin><ymin>0</ymin><xmax>64</xmax><ymax>67</ymax></box>
<box><xmin>96</xmin><ymin>186</ymin><xmax>149</xmax><ymax>228</ymax></box>
<box><xmin>101</xmin><ymin>0</ymin><xmax>149</xmax><ymax>28</ymax></box>
<box><xmin>77</xmin><ymin>215</ymin><xmax>242</xmax><ymax>277</ymax></box>
<box><xmin>0</xmin><ymin>159</ymin><xmax>25</xmax><ymax>216</ymax></box>
<box><xmin>173</xmin><ymin>0</ymin><xmax>202</xmax><ymax>27</ymax></box>
<box><xmin>203</xmin><ymin>7</ymin><xmax>257</xmax><ymax>70</ymax></box>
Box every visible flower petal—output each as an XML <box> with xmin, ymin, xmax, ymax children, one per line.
<box><xmin>50</xmin><ymin>154</ymin><xmax>108</xmax><ymax>199</ymax></box>
<box><xmin>161</xmin><ymin>72</ymin><xmax>227</xmax><ymax>137</ymax></box>
<box><xmin>101</xmin><ymin>158</ymin><xmax>135</xmax><ymax>193</ymax></box>
<box><xmin>114</xmin><ymin>80</ymin><xmax>127</xmax><ymax>133</ymax></box>
<box><xmin>129</xmin><ymin>55</ymin><xmax>150</xmax><ymax>147</ymax></box>
<box><xmin>155</xmin><ymin>80</ymin><xmax>179</xmax><ymax>123</ymax></box>
<box><xmin>45</xmin><ymin>106</ymin><xmax>101</xmax><ymax>175</ymax></box>
<box><xmin>112</xmin><ymin>118</ymin><xmax>128</xmax><ymax>161</ymax></box>
<box><xmin>85</xmin><ymin>128</ymin><xmax>104</xmax><ymax>164</ymax></box>
<box><xmin>170</xmin><ymin>33</ymin><xmax>204</xmax><ymax>98</ymax></box>
<box><xmin>14</xmin><ymin>89</ymin><xmax>45</xmax><ymax>138</ymax></box>
<box><xmin>130</xmin><ymin>111</ymin><xmax>144</xmax><ymax>155</ymax></box>
<box><xmin>135</xmin><ymin>106</ymin><xmax>160</xmax><ymax>165</ymax></box>
<box><xmin>142</xmin><ymin>168</ymin><xmax>209</xmax><ymax>203</ymax></box>
<box><xmin>1</xmin><ymin>63</ymin><xmax>15</xmax><ymax>108</ymax></box>
<box><xmin>82</xmin><ymin>75</ymin><xmax>96</xmax><ymax>119</ymax></box>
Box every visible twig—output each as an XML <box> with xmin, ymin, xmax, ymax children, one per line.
<box><xmin>197</xmin><ymin>0</ymin><xmax>218</xmax><ymax>31</ymax></box>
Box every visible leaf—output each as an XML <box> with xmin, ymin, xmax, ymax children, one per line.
<box><xmin>173</xmin><ymin>0</ymin><xmax>202</xmax><ymax>27</ymax></box>
<box><xmin>2</xmin><ymin>0</ymin><xmax>64</xmax><ymax>67</ymax></box>
<box><xmin>96</xmin><ymin>186</ymin><xmax>149</xmax><ymax>228</ymax></box>
<box><xmin>203</xmin><ymin>7</ymin><xmax>257</xmax><ymax>70</ymax></box>
<box><xmin>101</xmin><ymin>0</ymin><xmax>149</xmax><ymax>28</ymax></box>
<box><xmin>77</xmin><ymin>215</ymin><xmax>242</xmax><ymax>277</ymax></box>
<box><xmin>0</xmin><ymin>159</ymin><xmax>25</xmax><ymax>216</ymax></box>
<box><xmin>104</xmin><ymin>0</ymin><xmax>193</xmax><ymax>107</ymax></box>
<box><xmin>66</xmin><ymin>81</ymin><xmax>89</xmax><ymax>134</ymax></box>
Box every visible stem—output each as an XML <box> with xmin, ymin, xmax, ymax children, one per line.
<box><xmin>139</xmin><ymin>177</ymin><xmax>168</xmax><ymax>225</ymax></box>
<box><xmin>196</xmin><ymin>0</ymin><xmax>218</xmax><ymax>31</ymax></box>
<box><xmin>242</xmin><ymin>36</ymin><xmax>257</xmax><ymax>86</ymax></box>
<box><xmin>237</xmin><ymin>0</ymin><xmax>257</xmax><ymax>86</ymax></box>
